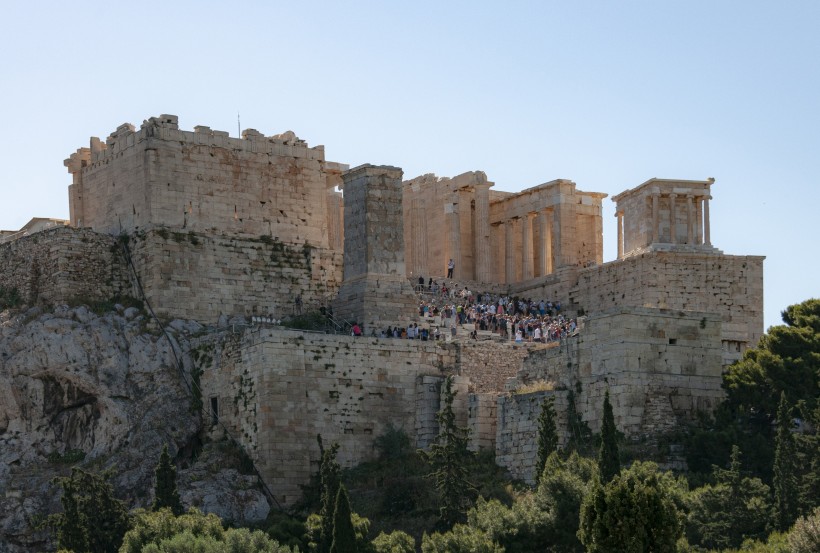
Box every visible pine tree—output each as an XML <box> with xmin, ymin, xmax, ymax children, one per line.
<box><xmin>597</xmin><ymin>389</ymin><xmax>620</xmax><ymax>483</ymax></box>
<box><xmin>422</xmin><ymin>375</ymin><xmax>475</xmax><ymax>527</ymax></box>
<box><xmin>50</xmin><ymin>467</ymin><xmax>130</xmax><ymax>553</ymax></box>
<box><xmin>319</xmin><ymin>442</ymin><xmax>342</xmax><ymax>553</ymax></box>
<box><xmin>774</xmin><ymin>392</ymin><xmax>799</xmax><ymax>530</ymax></box>
<box><xmin>535</xmin><ymin>396</ymin><xmax>558</xmax><ymax>485</ymax></box>
<box><xmin>153</xmin><ymin>444</ymin><xmax>183</xmax><ymax>515</ymax></box>
<box><xmin>330</xmin><ymin>484</ymin><xmax>357</xmax><ymax>553</ymax></box>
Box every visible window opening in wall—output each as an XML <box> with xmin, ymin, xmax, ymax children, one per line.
<box><xmin>210</xmin><ymin>397</ymin><xmax>219</xmax><ymax>425</ymax></box>
<box><xmin>669</xmin><ymin>338</ymin><xmax>677</xmax><ymax>345</ymax></box>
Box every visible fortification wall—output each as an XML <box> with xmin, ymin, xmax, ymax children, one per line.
<box><xmin>457</xmin><ymin>341</ymin><xmax>537</xmax><ymax>393</ymax></box>
<box><xmin>200</xmin><ymin>329</ymin><xmax>461</xmax><ymax>505</ymax></box>
<box><xmin>127</xmin><ymin>230</ymin><xmax>343</xmax><ymax>323</ymax></box>
<box><xmin>495</xmin><ymin>391</ymin><xmax>570</xmax><ymax>483</ymax></box>
<box><xmin>510</xmin><ymin>307</ymin><xmax>724</xmax><ymax>437</ymax></box>
<box><xmin>68</xmin><ymin>116</ymin><xmax>345</xmax><ymax>248</ymax></box>
<box><xmin>0</xmin><ymin>227</ymin><xmax>130</xmax><ymax>306</ymax></box>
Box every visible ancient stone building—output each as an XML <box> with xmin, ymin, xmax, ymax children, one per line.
<box><xmin>0</xmin><ymin>114</ymin><xmax>766</xmax><ymax>499</ymax></box>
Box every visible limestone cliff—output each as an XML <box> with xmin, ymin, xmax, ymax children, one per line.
<box><xmin>0</xmin><ymin>305</ymin><xmax>269</xmax><ymax>552</ymax></box>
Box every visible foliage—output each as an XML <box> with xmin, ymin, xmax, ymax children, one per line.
<box><xmin>421</xmin><ymin>524</ymin><xmax>504</xmax><ymax>553</ymax></box>
<box><xmin>153</xmin><ymin>444</ymin><xmax>183</xmax><ymax>516</ymax></box>
<box><xmin>536</xmin><ymin>452</ymin><xmax>597</xmax><ymax>552</ymax></box>
<box><xmin>331</xmin><ymin>485</ymin><xmax>357</xmax><ymax>553</ymax></box>
<box><xmin>0</xmin><ymin>285</ymin><xmax>22</xmax><ymax>309</ymax></box>
<box><xmin>48</xmin><ymin>449</ymin><xmax>86</xmax><ymax>464</ymax></box>
<box><xmin>723</xmin><ymin>298</ymin><xmax>820</xmax><ymax>432</ymax></box>
<box><xmin>373</xmin><ymin>424</ymin><xmax>412</xmax><ymax>461</ymax></box>
<box><xmin>535</xmin><ymin>396</ymin><xmax>558</xmax><ymax>486</ymax></box>
<box><xmin>319</xmin><ymin>442</ymin><xmax>342</xmax><ymax>553</ymax></box>
<box><xmin>685</xmin><ymin>445</ymin><xmax>771</xmax><ymax>550</ymax></box>
<box><xmin>565</xmin><ymin>389</ymin><xmax>594</xmax><ymax>455</ymax></box>
<box><xmin>579</xmin><ymin>461</ymin><xmax>684</xmax><ymax>553</ymax></box>
<box><xmin>307</xmin><ymin>511</ymin><xmax>373</xmax><ymax>553</ymax></box>
<box><xmin>265</xmin><ymin>511</ymin><xmax>308</xmax><ymax>551</ymax></box>
<box><xmin>420</xmin><ymin>375</ymin><xmax>476</xmax><ymax>527</ymax></box>
<box><xmin>597</xmin><ymin>389</ymin><xmax>619</xmax><ymax>484</ymax></box>
<box><xmin>788</xmin><ymin>506</ymin><xmax>820</xmax><ymax>553</ymax></box>
<box><xmin>121</xmin><ymin>508</ymin><xmax>294</xmax><ymax>553</ymax></box>
<box><xmin>49</xmin><ymin>467</ymin><xmax>130</xmax><ymax>553</ymax></box>
<box><xmin>371</xmin><ymin>530</ymin><xmax>415</xmax><ymax>553</ymax></box>
<box><xmin>773</xmin><ymin>392</ymin><xmax>799</xmax><ymax>531</ymax></box>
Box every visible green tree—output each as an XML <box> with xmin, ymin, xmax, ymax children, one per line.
<box><xmin>535</xmin><ymin>396</ymin><xmax>558</xmax><ymax>485</ymax></box>
<box><xmin>773</xmin><ymin>392</ymin><xmax>799</xmax><ymax>530</ymax></box>
<box><xmin>371</xmin><ymin>530</ymin><xmax>415</xmax><ymax>553</ymax></box>
<box><xmin>50</xmin><ymin>467</ymin><xmax>130</xmax><ymax>553</ymax></box>
<box><xmin>153</xmin><ymin>444</ymin><xmax>183</xmax><ymax>515</ymax></box>
<box><xmin>319</xmin><ymin>442</ymin><xmax>342</xmax><ymax>553</ymax></box>
<box><xmin>597</xmin><ymin>389</ymin><xmax>619</xmax><ymax>483</ymax></box>
<box><xmin>330</xmin><ymin>484</ymin><xmax>356</xmax><ymax>553</ymax></box>
<box><xmin>565</xmin><ymin>389</ymin><xmax>593</xmax><ymax>455</ymax></box>
<box><xmin>420</xmin><ymin>375</ymin><xmax>475</xmax><ymax>527</ymax></box>
<box><xmin>788</xmin><ymin>506</ymin><xmax>820</xmax><ymax>553</ymax></box>
<box><xmin>578</xmin><ymin>461</ymin><xmax>684</xmax><ymax>553</ymax></box>
<box><xmin>686</xmin><ymin>445</ymin><xmax>771</xmax><ymax>549</ymax></box>
<box><xmin>121</xmin><ymin>508</ymin><xmax>294</xmax><ymax>553</ymax></box>
<box><xmin>421</xmin><ymin>524</ymin><xmax>504</xmax><ymax>553</ymax></box>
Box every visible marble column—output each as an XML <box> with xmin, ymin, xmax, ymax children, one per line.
<box><xmin>537</xmin><ymin>209</ymin><xmax>548</xmax><ymax>276</ymax></box>
<box><xmin>412</xmin><ymin>199</ymin><xmax>428</xmax><ymax>274</ymax></box>
<box><xmin>522</xmin><ymin>212</ymin><xmax>534</xmax><ymax>280</ymax></box>
<box><xmin>695</xmin><ymin>196</ymin><xmax>703</xmax><ymax>245</ymax></box>
<box><xmin>652</xmin><ymin>193</ymin><xmax>660</xmax><ymax>244</ymax></box>
<box><xmin>616</xmin><ymin>210</ymin><xmax>624</xmax><ymax>259</ymax></box>
<box><xmin>669</xmin><ymin>193</ymin><xmax>678</xmax><ymax>244</ymax></box>
<box><xmin>686</xmin><ymin>195</ymin><xmax>694</xmax><ymax>245</ymax></box>
<box><xmin>447</xmin><ymin>201</ymin><xmax>461</xmax><ymax>278</ymax></box>
<box><xmin>704</xmin><ymin>195</ymin><xmax>711</xmax><ymax>246</ymax></box>
<box><xmin>545</xmin><ymin>210</ymin><xmax>554</xmax><ymax>274</ymax></box>
<box><xmin>505</xmin><ymin>218</ymin><xmax>516</xmax><ymax>283</ymax></box>
<box><xmin>474</xmin><ymin>183</ymin><xmax>492</xmax><ymax>283</ymax></box>
<box><xmin>492</xmin><ymin>222</ymin><xmax>505</xmax><ymax>283</ymax></box>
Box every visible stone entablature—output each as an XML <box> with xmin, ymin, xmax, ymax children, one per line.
<box><xmin>64</xmin><ymin>115</ymin><xmax>348</xmax><ymax>248</ymax></box>
<box><xmin>612</xmin><ymin>178</ymin><xmax>716</xmax><ymax>258</ymax></box>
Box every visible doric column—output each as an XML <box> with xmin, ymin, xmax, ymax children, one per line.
<box><xmin>474</xmin><ymin>183</ymin><xmax>492</xmax><ymax>283</ymax></box>
<box><xmin>545</xmin><ymin>209</ymin><xmax>554</xmax><ymax>274</ymax></box>
<box><xmin>412</xmin><ymin>198</ymin><xmax>428</xmax><ymax>274</ymax></box>
<box><xmin>492</xmin><ymin>222</ymin><xmax>505</xmax><ymax>283</ymax></box>
<box><xmin>652</xmin><ymin>193</ymin><xmax>659</xmax><ymax>244</ymax></box>
<box><xmin>522</xmin><ymin>212</ymin><xmax>534</xmax><ymax>280</ymax></box>
<box><xmin>537</xmin><ymin>209</ymin><xmax>548</xmax><ymax>276</ymax></box>
<box><xmin>695</xmin><ymin>196</ymin><xmax>703</xmax><ymax>244</ymax></box>
<box><xmin>669</xmin><ymin>193</ymin><xmax>678</xmax><ymax>244</ymax></box>
<box><xmin>686</xmin><ymin>195</ymin><xmax>695</xmax><ymax>244</ymax></box>
<box><xmin>505</xmin><ymin>218</ymin><xmax>516</xmax><ymax>283</ymax></box>
<box><xmin>446</xmin><ymin>201</ymin><xmax>461</xmax><ymax>278</ymax></box>
<box><xmin>616</xmin><ymin>210</ymin><xmax>624</xmax><ymax>259</ymax></box>
<box><xmin>704</xmin><ymin>195</ymin><xmax>711</xmax><ymax>246</ymax></box>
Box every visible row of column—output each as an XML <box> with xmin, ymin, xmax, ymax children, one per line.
<box><xmin>498</xmin><ymin>208</ymin><xmax>554</xmax><ymax>283</ymax></box>
<box><xmin>616</xmin><ymin>193</ymin><xmax>712</xmax><ymax>259</ymax></box>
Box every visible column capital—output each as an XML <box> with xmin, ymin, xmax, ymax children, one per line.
<box><xmin>669</xmin><ymin>192</ymin><xmax>678</xmax><ymax>199</ymax></box>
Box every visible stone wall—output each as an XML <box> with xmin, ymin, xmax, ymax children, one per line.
<box><xmin>200</xmin><ymin>329</ymin><xmax>460</xmax><ymax>505</ymax></box>
<box><xmin>495</xmin><ymin>390</ymin><xmax>569</xmax><ymax>483</ymax></box>
<box><xmin>126</xmin><ymin>229</ymin><xmax>342</xmax><ymax>323</ymax></box>
<box><xmin>510</xmin><ymin>307</ymin><xmax>724</xmax><ymax>437</ymax></box>
<box><xmin>457</xmin><ymin>341</ymin><xmax>537</xmax><ymax>393</ymax></box>
<box><xmin>66</xmin><ymin>115</ymin><xmax>347</xmax><ymax>248</ymax></box>
<box><xmin>0</xmin><ymin>226</ymin><xmax>130</xmax><ymax>306</ymax></box>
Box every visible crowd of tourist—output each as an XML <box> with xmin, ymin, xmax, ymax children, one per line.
<box><xmin>379</xmin><ymin>277</ymin><xmax>580</xmax><ymax>344</ymax></box>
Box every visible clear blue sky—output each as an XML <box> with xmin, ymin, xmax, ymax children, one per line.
<box><xmin>1</xmin><ymin>1</ymin><xmax>817</xmax><ymax>330</ymax></box>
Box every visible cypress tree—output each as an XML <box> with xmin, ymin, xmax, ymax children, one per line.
<box><xmin>598</xmin><ymin>389</ymin><xmax>620</xmax><ymax>483</ymax></box>
<box><xmin>153</xmin><ymin>444</ymin><xmax>183</xmax><ymax>515</ymax></box>
<box><xmin>535</xmin><ymin>396</ymin><xmax>558</xmax><ymax>485</ymax></box>
<box><xmin>56</xmin><ymin>476</ymin><xmax>89</xmax><ymax>553</ymax></box>
<box><xmin>319</xmin><ymin>442</ymin><xmax>342</xmax><ymax>553</ymax></box>
<box><xmin>330</xmin><ymin>484</ymin><xmax>357</xmax><ymax>553</ymax></box>
<box><xmin>422</xmin><ymin>375</ymin><xmax>475</xmax><ymax>527</ymax></box>
<box><xmin>774</xmin><ymin>392</ymin><xmax>799</xmax><ymax>530</ymax></box>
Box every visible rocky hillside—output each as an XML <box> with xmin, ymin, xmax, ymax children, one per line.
<box><xmin>0</xmin><ymin>305</ymin><xmax>269</xmax><ymax>552</ymax></box>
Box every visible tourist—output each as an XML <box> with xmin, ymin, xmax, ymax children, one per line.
<box><xmin>447</xmin><ymin>258</ymin><xmax>455</xmax><ymax>278</ymax></box>
<box><xmin>351</xmin><ymin>322</ymin><xmax>362</xmax><ymax>336</ymax></box>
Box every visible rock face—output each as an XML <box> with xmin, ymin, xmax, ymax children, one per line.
<box><xmin>0</xmin><ymin>305</ymin><xmax>269</xmax><ymax>552</ymax></box>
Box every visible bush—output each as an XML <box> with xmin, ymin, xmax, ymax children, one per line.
<box><xmin>372</xmin><ymin>530</ymin><xmax>415</xmax><ymax>553</ymax></box>
<box><xmin>0</xmin><ymin>286</ymin><xmax>21</xmax><ymax>309</ymax></box>
<box><xmin>789</xmin><ymin>507</ymin><xmax>820</xmax><ymax>553</ymax></box>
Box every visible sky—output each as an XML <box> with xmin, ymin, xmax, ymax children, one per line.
<box><xmin>1</xmin><ymin>1</ymin><xmax>817</xmax><ymax>330</ymax></box>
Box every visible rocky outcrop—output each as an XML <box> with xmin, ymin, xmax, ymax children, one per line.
<box><xmin>0</xmin><ymin>305</ymin><xmax>269</xmax><ymax>552</ymax></box>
